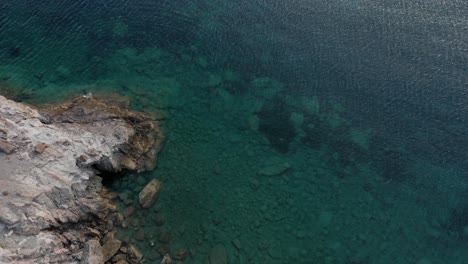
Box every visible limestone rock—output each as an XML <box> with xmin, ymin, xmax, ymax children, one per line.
<box><xmin>139</xmin><ymin>179</ymin><xmax>161</xmax><ymax>208</ymax></box>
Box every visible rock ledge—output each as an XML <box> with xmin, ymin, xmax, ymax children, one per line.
<box><xmin>0</xmin><ymin>94</ymin><xmax>164</xmax><ymax>263</ymax></box>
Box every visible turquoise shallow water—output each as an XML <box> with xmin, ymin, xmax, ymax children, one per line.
<box><xmin>2</xmin><ymin>1</ymin><xmax>468</xmax><ymax>263</ymax></box>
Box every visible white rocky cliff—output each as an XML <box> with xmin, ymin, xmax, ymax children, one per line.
<box><xmin>0</xmin><ymin>95</ymin><xmax>164</xmax><ymax>263</ymax></box>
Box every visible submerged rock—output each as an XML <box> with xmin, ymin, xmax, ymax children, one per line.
<box><xmin>0</xmin><ymin>95</ymin><xmax>164</xmax><ymax>263</ymax></box>
<box><xmin>139</xmin><ymin>179</ymin><xmax>162</xmax><ymax>208</ymax></box>
<box><xmin>173</xmin><ymin>248</ymin><xmax>189</xmax><ymax>261</ymax></box>
<box><xmin>127</xmin><ymin>244</ymin><xmax>143</xmax><ymax>263</ymax></box>
<box><xmin>161</xmin><ymin>254</ymin><xmax>173</xmax><ymax>264</ymax></box>
<box><xmin>208</xmin><ymin>245</ymin><xmax>228</xmax><ymax>264</ymax></box>
<box><xmin>102</xmin><ymin>238</ymin><xmax>122</xmax><ymax>261</ymax></box>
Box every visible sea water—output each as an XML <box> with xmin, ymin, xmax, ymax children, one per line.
<box><xmin>1</xmin><ymin>0</ymin><xmax>468</xmax><ymax>263</ymax></box>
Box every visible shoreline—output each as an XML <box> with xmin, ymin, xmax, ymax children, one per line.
<box><xmin>0</xmin><ymin>94</ymin><xmax>164</xmax><ymax>263</ymax></box>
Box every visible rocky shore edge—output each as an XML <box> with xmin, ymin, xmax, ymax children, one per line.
<box><xmin>0</xmin><ymin>94</ymin><xmax>164</xmax><ymax>263</ymax></box>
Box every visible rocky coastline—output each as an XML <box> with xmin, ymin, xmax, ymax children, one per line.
<box><xmin>0</xmin><ymin>94</ymin><xmax>164</xmax><ymax>263</ymax></box>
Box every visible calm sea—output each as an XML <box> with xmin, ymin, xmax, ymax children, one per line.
<box><xmin>1</xmin><ymin>0</ymin><xmax>468</xmax><ymax>263</ymax></box>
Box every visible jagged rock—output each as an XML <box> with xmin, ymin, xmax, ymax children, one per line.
<box><xmin>0</xmin><ymin>95</ymin><xmax>164</xmax><ymax>263</ymax></box>
<box><xmin>82</xmin><ymin>239</ymin><xmax>104</xmax><ymax>264</ymax></box>
<box><xmin>139</xmin><ymin>179</ymin><xmax>161</xmax><ymax>208</ymax></box>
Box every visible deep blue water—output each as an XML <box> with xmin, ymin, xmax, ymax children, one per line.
<box><xmin>1</xmin><ymin>0</ymin><xmax>468</xmax><ymax>263</ymax></box>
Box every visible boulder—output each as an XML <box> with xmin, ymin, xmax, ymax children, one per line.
<box><xmin>102</xmin><ymin>238</ymin><xmax>122</xmax><ymax>261</ymax></box>
<box><xmin>82</xmin><ymin>239</ymin><xmax>104</xmax><ymax>264</ymax></box>
<box><xmin>139</xmin><ymin>179</ymin><xmax>161</xmax><ymax>208</ymax></box>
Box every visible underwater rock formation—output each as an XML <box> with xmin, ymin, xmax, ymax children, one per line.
<box><xmin>0</xmin><ymin>95</ymin><xmax>164</xmax><ymax>263</ymax></box>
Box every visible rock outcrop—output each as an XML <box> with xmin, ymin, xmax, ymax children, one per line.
<box><xmin>0</xmin><ymin>94</ymin><xmax>164</xmax><ymax>263</ymax></box>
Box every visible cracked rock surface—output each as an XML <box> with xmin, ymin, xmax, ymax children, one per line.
<box><xmin>0</xmin><ymin>95</ymin><xmax>164</xmax><ymax>263</ymax></box>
